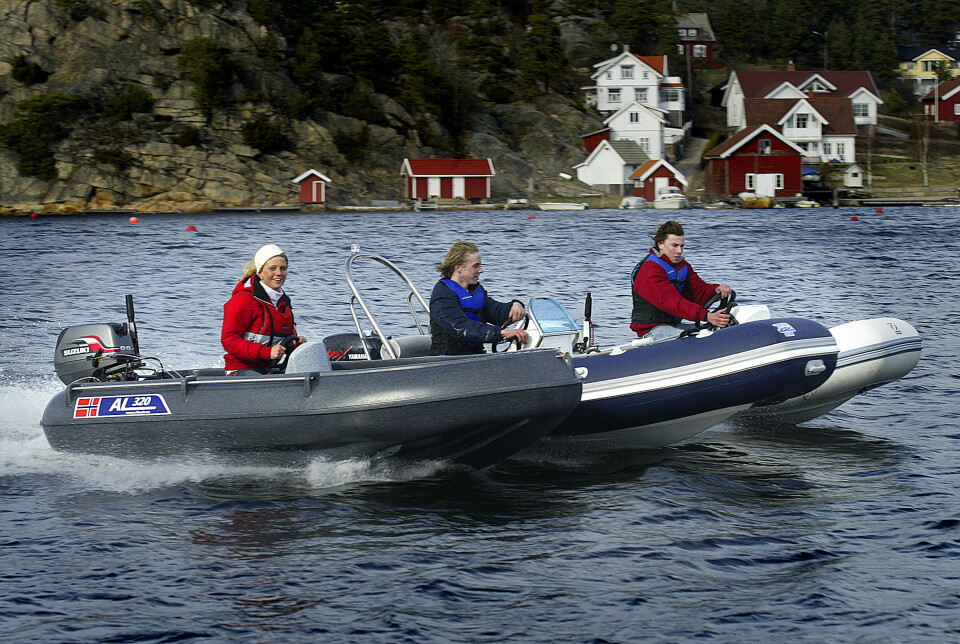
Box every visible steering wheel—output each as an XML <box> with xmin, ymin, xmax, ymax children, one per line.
<box><xmin>695</xmin><ymin>290</ymin><xmax>739</xmax><ymax>330</ymax></box>
<box><xmin>271</xmin><ymin>335</ymin><xmax>300</xmax><ymax>371</ymax></box>
<box><xmin>492</xmin><ymin>316</ymin><xmax>529</xmax><ymax>353</ymax></box>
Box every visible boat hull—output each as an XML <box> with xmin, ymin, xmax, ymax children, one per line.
<box><xmin>537</xmin><ymin>202</ymin><xmax>587</xmax><ymax>210</ymax></box>
<box><xmin>737</xmin><ymin>317</ymin><xmax>922</xmax><ymax>424</ymax></box>
<box><xmin>652</xmin><ymin>198</ymin><xmax>686</xmax><ymax>209</ymax></box>
<box><xmin>41</xmin><ymin>350</ymin><xmax>583</xmax><ymax>470</ymax></box>
<box><xmin>553</xmin><ymin>317</ymin><xmax>839</xmax><ymax>448</ymax></box>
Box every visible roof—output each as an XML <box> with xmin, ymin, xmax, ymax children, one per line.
<box><xmin>733</xmin><ymin>70</ymin><xmax>881</xmax><ymax>100</ymax></box>
<box><xmin>704</xmin><ymin>124</ymin><xmax>805</xmax><ymax>158</ymax></box>
<box><xmin>743</xmin><ymin>96</ymin><xmax>856</xmax><ymax>135</ymax></box>
<box><xmin>401</xmin><ymin>158</ymin><xmax>495</xmax><ymax>177</ymax></box>
<box><xmin>292</xmin><ymin>169</ymin><xmax>332</xmax><ymax>183</ymax></box>
<box><xmin>591</xmin><ymin>50</ymin><xmax>666</xmax><ymax>79</ymax></box>
<box><xmin>628</xmin><ymin>159</ymin><xmax>688</xmax><ymax>185</ymax></box>
<box><xmin>608</xmin><ymin>140</ymin><xmax>650</xmax><ymax>164</ymax></box>
<box><xmin>637</xmin><ymin>55</ymin><xmax>665</xmax><ymax>75</ymax></box>
<box><xmin>921</xmin><ymin>79</ymin><xmax>960</xmax><ymax>101</ymax></box>
<box><xmin>676</xmin><ymin>13</ymin><xmax>716</xmax><ymax>41</ymax></box>
<box><xmin>897</xmin><ymin>44</ymin><xmax>960</xmax><ymax>61</ymax></box>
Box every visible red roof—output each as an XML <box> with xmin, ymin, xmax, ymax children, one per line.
<box><xmin>704</xmin><ymin>124</ymin><xmax>802</xmax><ymax>158</ymax></box>
<box><xmin>734</xmin><ymin>71</ymin><xmax>880</xmax><ymax>99</ymax></box>
<box><xmin>629</xmin><ymin>160</ymin><xmax>658</xmax><ymax>179</ymax></box>
<box><xmin>635</xmin><ymin>54</ymin><xmax>665</xmax><ymax>75</ymax></box>
<box><xmin>402</xmin><ymin>158</ymin><xmax>494</xmax><ymax>176</ymax></box>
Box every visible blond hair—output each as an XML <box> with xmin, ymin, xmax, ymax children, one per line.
<box><xmin>241</xmin><ymin>252</ymin><xmax>288</xmax><ymax>281</ymax></box>
<box><xmin>436</xmin><ymin>241</ymin><xmax>479</xmax><ymax>279</ymax></box>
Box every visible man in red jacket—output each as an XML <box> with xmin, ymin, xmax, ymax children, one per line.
<box><xmin>630</xmin><ymin>220</ymin><xmax>734</xmax><ymax>340</ymax></box>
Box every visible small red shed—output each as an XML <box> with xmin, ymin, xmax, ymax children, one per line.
<box><xmin>921</xmin><ymin>79</ymin><xmax>960</xmax><ymax>121</ymax></box>
<box><xmin>581</xmin><ymin>128</ymin><xmax>612</xmax><ymax>154</ymax></box>
<box><xmin>292</xmin><ymin>169</ymin><xmax>332</xmax><ymax>204</ymax></box>
<box><xmin>400</xmin><ymin>158</ymin><xmax>495</xmax><ymax>201</ymax></box>
<box><xmin>703</xmin><ymin>124</ymin><xmax>804</xmax><ymax>199</ymax></box>
<box><xmin>629</xmin><ymin>159</ymin><xmax>688</xmax><ymax>201</ymax></box>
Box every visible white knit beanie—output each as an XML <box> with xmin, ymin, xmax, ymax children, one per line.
<box><xmin>254</xmin><ymin>244</ymin><xmax>286</xmax><ymax>273</ymax></box>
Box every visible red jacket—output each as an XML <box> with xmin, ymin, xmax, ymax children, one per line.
<box><xmin>630</xmin><ymin>249</ymin><xmax>718</xmax><ymax>337</ymax></box>
<box><xmin>221</xmin><ymin>275</ymin><xmax>297</xmax><ymax>372</ymax></box>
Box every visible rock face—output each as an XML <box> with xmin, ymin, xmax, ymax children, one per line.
<box><xmin>0</xmin><ymin>0</ymin><xmax>602</xmax><ymax>213</ymax></box>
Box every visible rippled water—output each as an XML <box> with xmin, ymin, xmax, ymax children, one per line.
<box><xmin>2</xmin><ymin>207</ymin><xmax>957</xmax><ymax>641</ymax></box>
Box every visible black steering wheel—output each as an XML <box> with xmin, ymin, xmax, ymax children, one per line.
<box><xmin>271</xmin><ymin>335</ymin><xmax>300</xmax><ymax>371</ymax></box>
<box><xmin>695</xmin><ymin>290</ymin><xmax>739</xmax><ymax>330</ymax></box>
<box><xmin>492</xmin><ymin>316</ymin><xmax>529</xmax><ymax>353</ymax></box>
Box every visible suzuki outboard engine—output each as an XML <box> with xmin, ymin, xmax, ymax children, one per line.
<box><xmin>54</xmin><ymin>323</ymin><xmax>141</xmax><ymax>384</ymax></box>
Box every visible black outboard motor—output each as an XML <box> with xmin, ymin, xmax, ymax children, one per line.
<box><xmin>323</xmin><ymin>332</ymin><xmax>383</xmax><ymax>361</ymax></box>
<box><xmin>54</xmin><ymin>322</ymin><xmax>141</xmax><ymax>384</ymax></box>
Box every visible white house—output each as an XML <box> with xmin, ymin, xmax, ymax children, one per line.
<box><xmin>602</xmin><ymin>101</ymin><xmax>668</xmax><ymax>159</ymax></box>
<box><xmin>743</xmin><ymin>95</ymin><xmax>857</xmax><ymax>164</ymax></box>
<box><xmin>574</xmin><ymin>140</ymin><xmax>650</xmax><ymax>194</ymax></box>
<box><xmin>722</xmin><ymin>70</ymin><xmax>882</xmax><ymax>131</ymax></box>
<box><xmin>583</xmin><ymin>46</ymin><xmax>687</xmax><ymax>128</ymax></box>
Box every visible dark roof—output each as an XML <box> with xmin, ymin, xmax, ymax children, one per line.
<box><xmin>743</xmin><ymin>96</ymin><xmax>855</xmax><ymax>135</ymax></box>
<box><xmin>676</xmin><ymin>13</ymin><xmax>716</xmax><ymax>41</ymax></box>
<box><xmin>734</xmin><ymin>71</ymin><xmax>880</xmax><ymax>99</ymax></box>
<box><xmin>608</xmin><ymin>140</ymin><xmax>650</xmax><ymax>164</ymax></box>
<box><xmin>921</xmin><ymin>79</ymin><xmax>960</xmax><ymax>101</ymax></box>
<box><xmin>897</xmin><ymin>44</ymin><xmax>960</xmax><ymax>61</ymax></box>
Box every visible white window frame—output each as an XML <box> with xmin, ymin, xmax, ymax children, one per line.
<box><xmin>795</xmin><ymin>113</ymin><xmax>809</xmax><ymax>128</ymax></box>
<box><xmin>776</xmin><ymin>174</ymin><xmax>784</xmax><ymax>189</ymax></box>
<box><xmin>660</xmin><ymin>89</ymin><xmax>680</xmax><ymax>103</ymax></box>
<box><xmin>955</xmin><ymin>104</ymin><xmax>960</xmax><ymax>115</ymax></box>
<box><xmin>639</xmin><ymin>137</ymin><xmax>650</xmax><ymax>152</ymax></box>
<box><xmin>693</xmin><ymin>44</ymin><xmax>707</xmax><ymax>57</ymax></box>
<box><xmin>677</xmin><ymin>44</ymin><xmax>685</xmax><ymax>55</ymax></box>
<box><xmin>635</xmin><ymin>87</ymin><xmax>648</xmax><ymax>101</ymax></box>
<box><xmin>837</xmin><ymin>142</ymin><xmax>846</xmax><ymax>158</ymax></box>
<box><xmin>609</xmin><ymin>88</ymin><xmax>621</xmax><ymax>103</ymax></box>
<box><xmin>758</xmin><ymin>139</ymin><xmax>771</xmax><ymax>155</ymax></box>
<box><xmin>621</xmin><ymin>65</ymin><xmax>634</xmax><ymax>79</ymax></box>
<box><xmin>745</xmin><ymin>173</ymin><xmax>756</xmax><ymax>190</ymax></box>
<box><xmin>629</xmin><ymin>112</ymin><xmax>640</xmax><ymax>123</ymax></box>
<box><xmin>906</xmin><ymin>62</ymin><xmax>915</xmax><ymax>70</ymax></box>
<box><xmin>823</xmin><ymin>141</ymin><xmax>832</xmax><ymax>155</ymax></box>
<box><xmin>853</xmin><ymin>103</ymin><xmax>869</xmax><ymax>117</ymax></box>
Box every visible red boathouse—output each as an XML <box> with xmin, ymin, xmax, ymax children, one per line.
<box><xmin>401</xmin><ymin>158</ymin><xmax>495</xmax><ymax>201</ymax></box>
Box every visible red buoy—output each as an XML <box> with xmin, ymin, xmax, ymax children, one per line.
<box><xmin>353</xmin><ymin>214</ymin><xmax>360</xmax><ymax>217</ymax></box>
<box><xmin>129</xmin><ymin>216</ymin><xmax>139</xmax><ymax>224</ymax></box>
<box><xmin>29</xmin><ymin>212</ymin><xmax>38</xmax><ymax>219</ymax></box>
<box><xmin>875</xmin><ymin>208</ymin><xmax>883</xmax><ymax>213</ymax></box>
<box><xmin>527</xmin><ymin>215</ymin><xmax>536</xmax><ymax>219</ymax></box>
<box><xmin>186</xmin><ymin>225</ymin><xmax>197</xmax><ymax>231</ymax></box>
<box><xmin>850</xmin><ymin>216</ymin><xmax>859</xmax><ymax>221</ymax></box>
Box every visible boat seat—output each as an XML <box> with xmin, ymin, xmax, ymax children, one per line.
<box><xmin>386</xmin><ymin>334</ymin><xmax>433</xmax><ymax>358</ymax></box>
<box><xmin>286</xmin><ymin>340</ymin><xmax>333</xmax><ymax>373</ymax></box>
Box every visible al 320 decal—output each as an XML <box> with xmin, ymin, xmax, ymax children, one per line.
<box><xmin>74</xmin><ymin>394</ymin><xmax>171</xmax><ymax>418</ymax></box>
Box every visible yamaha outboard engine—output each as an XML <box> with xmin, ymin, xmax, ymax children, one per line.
<box><xmin>54</xmin><ymin>323</ymin><xmax>141</xmax><ymax>384</ymax></box>
<box><xmin>323</xmin><ymin>332</ymin><xmax>382</xmax><ymax>361</ymax></box>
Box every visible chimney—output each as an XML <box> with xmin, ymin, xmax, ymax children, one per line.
<box><xmin>623</xmin><ymin>44</ymin><xmax>630</xmax><ymax>53</ymax></box>
<box><xmin>787</xmin><ymin>60</ymin><xmax>796</xmax><ymax>72</ymax></box>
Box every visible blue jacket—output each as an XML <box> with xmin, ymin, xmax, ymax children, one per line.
<box><xmin>429</xmin><ymin>280</ymin><xmax>519</xmax><ymax>355</ymax></box>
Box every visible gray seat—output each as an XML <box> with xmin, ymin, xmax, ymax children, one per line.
<box><xmin>387</xmin><ymin>334</ymin><xmax>433</xmax><ymax>358</ymax></box>
<box><xmin>286</xmin><ymin>340</ymin><xmax>333</xmax><ymax>373</ymax></box>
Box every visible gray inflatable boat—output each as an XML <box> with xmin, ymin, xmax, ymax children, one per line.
<box><xmin>40</xmin><ymin>289</ymin><xmax>583</xmax><ymax>469</ymax></box>
<box><xmin>41</xmin><ymin>345</ymin><xmax>580</xmax><ymax>469</ymax></box>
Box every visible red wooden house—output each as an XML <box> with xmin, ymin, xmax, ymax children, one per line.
<box><xmin>629</xmin><ymin>159</ymin><xmax>688</xmax><ymax>201</ymax></box>
<box><xmin>581</xmin><ymin>128</ymin><xmax>611</xmax><ymax>154</ymax></box>
<box><xmin>292</xmin><ymin>169</ymin><xmax>332</xmax><ymax>204</ymax></box>
<box><xmin>677</xmin><ymin>13</ymin><xmax>722</xmax><ymax>69</ymax></box>
<box><xmin>703</xmin><ymin>124</ymin><xmax>804</xmax><ymax>198</ymax></box>
<box><xmin>400</xmin><ymin>158</ymin><xmax>495</xmax><ymax>201</ymax></box>
<box><xmin>921</xmin><ymin>79</ymin><xmax>960</xmax><ymax>121</ymax></box>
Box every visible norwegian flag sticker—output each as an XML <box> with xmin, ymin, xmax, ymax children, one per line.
<box><xmin>73</xmin><ymin>394</ymin><xmax>171</xmax><ymax>419</ymax></box>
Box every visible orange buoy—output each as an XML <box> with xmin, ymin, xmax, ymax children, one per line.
<box><xmin>850</xmin><ymin>216</ymin><xmax>859</xmax><ymax>221</ymax></box>
<box><xmin>186</xmin><ymin>225</ymin><xmax>197</xmax><ymax>231</ymax></box>
<box><xmin>29</xmin><ymin>212</ymin><xmax>38</xmax><ymax>219</ymax></box>
<box><xmin>875</xmin><ymin>208</ymin><xmax>883</xmax><ymax>213</ymax></box>
<box><xmin>129</xmin><ymin>216</ymin><xmax>139</xmax><ymax>223</ymax></box>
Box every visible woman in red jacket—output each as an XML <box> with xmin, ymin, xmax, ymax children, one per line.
<box><xmin>221</xmin><ymin>244</ymin><xmax>306</xmax><ymax>375</ymax></box>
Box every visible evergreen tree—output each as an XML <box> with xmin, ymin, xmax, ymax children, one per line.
<box><xmin>608</xmin><ymin>0</ymin><xmax>677</xmax><ymax>55</ymax></box>
<box><xmin>516</xmin><ymin>14</ymin><xmax>568</xmax><ymax>96</ymax></box>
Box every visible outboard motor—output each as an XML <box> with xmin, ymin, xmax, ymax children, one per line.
<box><xmin>54</xmin><ymin>322</ymin><xmax>141</xmax><ymax>384</ymax></box>
<box><xmin>323</xmin><ymin>332</ymin><xmax>383</xmax><ymax>361</ymax></box>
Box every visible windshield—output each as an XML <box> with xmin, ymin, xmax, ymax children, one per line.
<box><xmin>529</xmin><ymin>298</ymin><xmax>580</xmax><ymax>334</ymax></box>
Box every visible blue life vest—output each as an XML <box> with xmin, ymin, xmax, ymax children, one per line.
<box><xmin>631</xmin><ymin>253</ymin><xmax>688</xmax><ymax>293</ymax></box>
<box><xmin>441</xmin><ymin>279</ymin><xmax>486</xmax><ymax>321</ymax></box>
<box><xmin>630</xmin><ymin>252</ymin><xmax>689</xmax><ymax>326</ymax></box>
